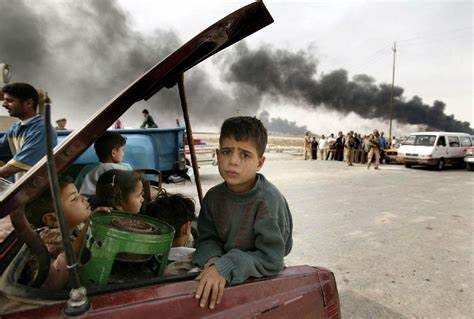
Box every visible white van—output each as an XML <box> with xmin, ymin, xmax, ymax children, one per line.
<box><xmin>397</xmin><ymin>132</ymin><xmax>472</xmax><ymax>170</ymax></box>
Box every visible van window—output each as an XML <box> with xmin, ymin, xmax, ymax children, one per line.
<box><xmin>436</xmin><ymin>136</ymin><xmax>446</xmax><ymax>146</ymax></box>
<box><xmin>447</xmin><ymin>136</ymin><xmax>460</xmax><ymax>147</ymax></box>
<box><xmin>460</xmin><ymin>136</ymin><xmax>472</xmax><ymax>147</ymax></box>
<box><xmin>403</xmin><ymin>135</ymin><xmax>436</xmax><ymax>146</ymax></box>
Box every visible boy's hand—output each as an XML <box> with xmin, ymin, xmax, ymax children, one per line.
<box><xmin>195</xmin><ymin>265</ymin><xmax>226</xmax><ymax>310</ymax></box>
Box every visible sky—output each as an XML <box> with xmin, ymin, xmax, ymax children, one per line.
<box><xmin>0</xmin><ymin>0</ymin><xmax>472</xmax><ymax>135</ymax></box>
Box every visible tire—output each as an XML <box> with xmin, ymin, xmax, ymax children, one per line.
<box><xmin>467</xmin><ymin>163</ymin><xmax>474</xmax><ymax>171</ymax></box>
<box><xmin>437</xmin><ymin>158</ymin><xmax>445</xmax><ymax>171</ymax></box>
<box><xmin>404</xmin><ymin>163</ymin><xmax>411</xmax><ymax>168</ymax></box>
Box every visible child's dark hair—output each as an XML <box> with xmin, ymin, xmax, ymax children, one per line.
<box><xmin>25</xmin><ymin>175</ymin><xmax>74</xmax><ymax>228</ymax></box>
<box><xmin>144</xmin><ymin>192</ymin><xmax>196</xmax><ymax>234</ymax></box>
<box><xmin>95</xmin><ymin>169</ymin><xmax>142</xmax><ymax>210</ymax></box>
<box><xmin>219</xmin><ymin>116</ymin><xmax>267</xmax><ymax>156</ymax></box>
<box><xmin>2</xmin><ymin>83</ymin><xmax>39</xmax><ymax>111</ymax></box>
<box><xmin>94</xmin><ymin>131</ymin><xmax>126</xmax><ymax>162</ymax></box>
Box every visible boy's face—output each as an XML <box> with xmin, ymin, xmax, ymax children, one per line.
<box><xmin>217</xmin><ymin>137</ymin><xmax>265</xmax><ymax>193</ymax></box>
<box><xmin>111</xmin><ymin>145</ymin><xmax>125</xmax><ymax>163</ymax></box>
<box><xmin>55</xmin><ymin>184</ymin><xmax>91</xmax><ymax>230</ymax></box>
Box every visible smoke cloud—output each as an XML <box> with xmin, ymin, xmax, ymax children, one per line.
<box><xmin>1</xmin><ymin>0</ymin><xmax>471</xmax><ymax>135</ymax></box>
<box><xmin>0</xmin><ymin>0</ymin><xmax>258</xmax><ymax>129</ymax></box>
<box><xmin>224</xmin><ymin>43</ymin><xmax>472</xmax><ymax>134</ymax></box>
<box><xmin>258</xmin><ymin>110</ymin><xmax>307</xmax><ymax>135</ymax></box>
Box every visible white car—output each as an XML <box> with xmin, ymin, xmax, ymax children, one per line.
<box><xmin>397</xmin><ymin>132</ymin><xmax>472</xmax><ymax>170</ymax></box>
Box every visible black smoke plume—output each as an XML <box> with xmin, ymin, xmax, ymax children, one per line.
<box><xmin>224</xmin><ymin>43</ymin><xmax>472</xmax><ymax>134</ymax></box>
<box><xmin>258</xmin><ymin>111</ymin><xmax>307</xmax><ymax>135</ymax></box>
<box><xmin>0</xmin><ymin>0</ymin><xmax>285</xmax><ymax>130</ymax></box>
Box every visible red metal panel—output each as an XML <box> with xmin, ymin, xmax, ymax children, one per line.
<box><xmin>3</xmin><ymin>266</ymin><xmax>338</xmax><ymax>319</ymax></box>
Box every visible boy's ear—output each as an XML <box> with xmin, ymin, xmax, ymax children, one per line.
<box><xmin>256</xmin><ymin>156</ymin><xmax>266</xmax><ymax>171</ymax></box>
<box><xmin>42</xmin><ymin>212</ymin><xmax>58</xmax><ymax>227</ymax></box>
<box><xmin>111</xmin><ymin>147</ymin><xmax>118</xmax><ymax>158</ymax></box>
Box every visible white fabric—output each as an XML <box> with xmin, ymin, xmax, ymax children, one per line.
<box><xmin>79</xmin><ymin>162</ymin><xmax>132</xmax><ymax>196</ymax></box>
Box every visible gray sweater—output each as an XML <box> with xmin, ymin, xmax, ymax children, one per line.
<box><xmin>192</xmin><ymin>174</ymin><xmax>293</xmax><ymax>285</ymax></box>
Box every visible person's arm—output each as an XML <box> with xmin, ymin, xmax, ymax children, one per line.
<box><xmin>192</xmin><ymin>199</ymin><xmax>225</xmax><ymax>268</ymax></box>
<box><xmin>0</xmin><ymin>164</ymin><xmax>21</xmax><ymax>177</ymax></box>
<box><xmin>195</xmin><ymin>198</ymin><xmax>292</xmax><ymax>310</ymax></box>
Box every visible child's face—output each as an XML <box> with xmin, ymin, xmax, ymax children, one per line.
<box><xmin>120</xmin><ymin>180</ymin><xmax>144</xmax><ymax>214</ymax></box>
<box><xmin>111</xmin><ymin>145</ymin><xmax>125</xmax><ymax>163</ymax></box>
<box><xmin>217</xmin><ymin>137</ymin><xmax>265</xmax><ymax>193</ymax></box>
<box><xmin>61</xmin><ymin>183</ymin><xmax>91</xmax><ymax>229</ymax></box>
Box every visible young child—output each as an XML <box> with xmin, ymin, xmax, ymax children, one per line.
<box><xmin>26</xmin><ymin>176</ymin><xmax>111</xmax><ymax>290</ymax></box>
<box><xmin>144</xmin><ymin>192</ymin><xmax>197</xmax><ymax>276</ymax></box>
<box><xmin>80</xmin><ymin>131</ymin><xmax>131</xmax><ymax>196</ymax></box>
<box><xmin>192</xmin><ymin>116</ymin><xmax>293</xmax><ymax>310</ymax></box>
<box><xmin>95</xmin><ymin>169</ymin><xmax>144</xmax><ymax>214</ymax></box>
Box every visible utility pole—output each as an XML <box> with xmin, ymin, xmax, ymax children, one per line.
<box><xmin>388</xmin><ymin>42</ymin><xmax>397</xmax><ymax>142</ymax></box>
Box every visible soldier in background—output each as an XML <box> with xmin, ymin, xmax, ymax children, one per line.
<box><xmin>352</xmin><ymin>133</ymin><xmax>361</xmax><ymax>163</ymax></box>
<box><xmin>344</xmin><ymin>131</ymin><xmax>355</xmax><ymax>166</ymax></box>
<box><xmin>367</xmin><ymin>129</ymin><xmax>381</xmax><ymax>170</ymax></box>
<box><xmin>303</xmin><ymin>132</ymin><xmax>311</xmax><ymax>160</ymax></box>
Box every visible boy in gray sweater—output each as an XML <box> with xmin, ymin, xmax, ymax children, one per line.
<box><xmin>192</xmin><ymin>116</ymin><xmax>293</xmax><ymax>310</ymax></box>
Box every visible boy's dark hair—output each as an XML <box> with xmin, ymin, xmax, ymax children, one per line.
<box><xmin>144</xmin><ymin>192</ymin><xmax>196</xmax><ymax>234</ymax></box>
<box><xmin>25</xmin><ymin>175</ymin><xmax>74</xmax><ymax>228</ymax></box>
<box><xmin>219</xmin><ymin>116</ymin><xmax>267</xmax><ymax>156</ymax></box>
<box><xmin>95</xmin><ymin>169</ymin><xmax>142</xmax><ymax>210</ymax></box>
<box><xmin>142</xmin><ymin>109</ymin><xmax>149</xmax><ymax>114</ymax></box>
<box><xmin>2</xmin><ymin>83</ymin><xmax>39</xmax><ymax>112</ymax></box>
<box><xmin>94</xmin><ymin>131</ymin><xmax>126</xmax><ymax>162</ymax></box>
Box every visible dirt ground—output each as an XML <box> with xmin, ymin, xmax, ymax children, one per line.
<box><xmin>168</xmin><ymin>157</ymin><xmax>473</xmax><ymax>319</ymax></box>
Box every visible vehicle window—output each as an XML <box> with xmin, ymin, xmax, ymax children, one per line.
<box><xmin>402</xmin><ymin>135</ymin><xmax>416</xmax><ymax>145</ymax></box>
<box><xmin>402</xmin><ymin>135</ymin><xmax>437</xmax><ymax>146</ymax></box>
<box><xmin>448</xmin><ymin>136</ymin><xmax>460</xmax><ymax>147</ymax></box>
<box><xmin>436</xmin><ymin>136</ymin><xmax>446</xmax><ymax>146</ymax></box>
<box><xmin>460</xmin><ymin>136</ymin><xmax>472</xmax><ymax>147</ymax></box>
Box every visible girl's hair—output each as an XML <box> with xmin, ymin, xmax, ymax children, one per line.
<box><xmin>25</xmin><ymin>175</ymin><xmax>73</xmax><ymax>228</ymax></box>
<box><xmin>95</xmin><ymin>169</ymin><xmax>142</xmax><ymax>209</ymax></box>
<box><xmin>143</xmin><ymin>191</ymin><xmax>196</xmax><ymax>234</ymax></box>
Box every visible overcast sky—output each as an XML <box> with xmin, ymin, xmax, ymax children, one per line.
<box><xmin>118</xmin><ymin>0</ymin><xmax>473</xmax><ymax>132</ymax></box>
<box><xmin>1</xmin><ymin>0</ymin><xmax>471</xmax><ymax>134</ymax></box>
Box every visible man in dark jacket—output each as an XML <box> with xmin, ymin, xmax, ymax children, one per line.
<box><xmin>140</xmin><ymin>109</ymin><xmax>158</xmax><ymax>128</ymax></box>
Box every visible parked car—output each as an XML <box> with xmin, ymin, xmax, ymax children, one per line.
<box><xmin>397</xmin><ymin>132</ymin><xmax>472</xmax><ymax>170</ymax></box>
<box><xmin>383</xmin><ymin>147</ymin><xmax>400</xmax><ymax>164</ymax></box>
<box><xmin>0</xmin><ymin>2</ymin><xmax>340</xmax><ymax>318</ymax></box>
<box><xmin>464</xmin><ymin>146</ymin><xmax>474</xmax><ymax>171</ymax></box>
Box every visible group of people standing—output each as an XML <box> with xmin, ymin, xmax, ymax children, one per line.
<box><xmin>304</xmin><ymin>129</ymin><xmax>390</xmax><ymax>169</ymax></box>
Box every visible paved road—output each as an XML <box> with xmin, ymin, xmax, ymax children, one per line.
<box><xmin>170</xmin><ymin>157</ymin><xmax>473</xmax><ymax>318</ymax></box>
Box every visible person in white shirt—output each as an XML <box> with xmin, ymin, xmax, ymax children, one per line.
<box><xmin>80</xmin><ymin>131</ymin><xmax>131</xmax><ymax>196</ymax></box>
<box><xmin>318</xmin><ymin>135</ymin><xmax>328</xmax><ymax>160</ymax></box>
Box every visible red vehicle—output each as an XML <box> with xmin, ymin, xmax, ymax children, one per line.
<box><xmin>0</xmin><ymin>2</ymin><xmax>340</xmax><ymax>318</ymax></box>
